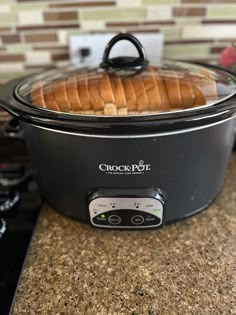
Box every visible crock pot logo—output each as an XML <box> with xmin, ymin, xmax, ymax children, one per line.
<box><xmin>99</xmin><ymin>160</ymin><xmax>151</xmax><ymax>175</ymax></box>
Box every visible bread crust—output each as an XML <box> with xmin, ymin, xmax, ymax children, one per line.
<box><xmin>66</xmin><ymin>76</ymin><xmax>81</xmax><ymax>111</ymax></box>
<box><xmin>99</xmin><ymin>73</ymin><xmax>114</xmax><ymax>104</ymax></box>
<box><xmin>122</xmin><ymin>76</ymin><xmax>137</xmax><ymax>110</ymax></box>
<box><xmin>88</xmin><ymin>74</ymin><xmax>104</xmax><ymax>111</ymax></box>
<box><xmin>179</xmin><ymin>77</ymin><xmax>195</xmax><ymax>108</ymax></box>
<box><xmin>143</xmin><ymin>67</ymin><xmax>161</xmax><ymax>110</ymax></box>
<box><xmin>31</xmin><ymin>81</ymin><xmax>46</xmax><ymax>108</ymax></box>
<box><xmin>43</xmin><ymin>84</ymin><xmax>60</xmax><ymax>111</ymax></box>
<box><xmin>164</xmin><ymin>70</ymin><xmax>182</xmax><ymax>108</ymax></box>
<box><xmin>109</xmin><ymin>73</ymin><xmax>126</xmax><ymax>109</ymax></box>
<box><xmin>53</xmin><ymin>79</ymin><xmax>71</xmax><ymax>111</ymax></box>
<box><xmin>131</xmin><ymin>76</ymin><xmax>149</xmax><ymax>111</ymax></box>
<box><xmin>77</xmin><ymin>74</ymin><xmax>92</xmax><ymax>110</ymax></box>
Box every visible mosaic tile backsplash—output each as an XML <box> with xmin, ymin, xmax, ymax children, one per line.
<box><xmin>0</xmin><ymin>0</ymin><xmax>236</xmax><ymax>82</ymax></box>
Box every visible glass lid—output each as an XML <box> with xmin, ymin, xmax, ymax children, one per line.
<box><xmin>16</xmin><ymin>33</ymin><xmax>236</xmax><ymax>117</ymax></box>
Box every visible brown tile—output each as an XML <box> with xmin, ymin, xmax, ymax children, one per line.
<box><xmin>218</xmin><ymin>38</ymin><xmax>236</xmax><ymax>43</ymax></box>
<box><xmin>106</xmin><ymin>21</ymin><xmax>175</xmax><ymax>28</ymax></box>
<box><xmin>0</xmin><ymin>27</ymin><xmax>11</xmax><ymax>33</ymax></box>
<box><xmin>24</xmin><ymin>33</ymin><xmax>58</xmax><ymax>43</ymax></box>
<box><xmin>51</xmin><ymin>52</ymin><xmax>69</xmax><ymax>61</ymax></box>
<box><xmin>33</xmin><ymin>45</ymin><xmax>69</xmax><ymax>51</ymax></box>
<box><xmin>44</xmin><ymin>11</ymin><xmax>78</xmax><ymax>22</ymax></box>
<box><xmin>173</xmin><ymin>7</ymin><xmax>206</xmax><ymax>17</ymax></box>
<box><xmin>165</xmin><ymin>39</ymin><xmax>214</xmax><ymax>44</ymax></box>
<box><xmin>17</xmin><ymin>23</ymin><xmax>79</xmax><ymax>31</ymax></box>
<box><xmin>210</xmin><ymin>46</ymin><xmax>225</xmax><ymax>54</ymax></box>
<box><xmin>90</xmin><ymin>30</ymin><xmax>117</xmax><ymax>34</ymax></box>
<box><xmin>49</xmin><ymin>1</ymin><xmax>115</xmax><ymax>8</ymax></box>
<box><xmin>182</xmin><ymin>0</ymin><xmax>236</xmax><ymax>3</ymax></box>
<box><xmin>106</xmin><ymin>22</ymin><xmax>139</xmax><ymax>27</ymax></box>
<box><xmin>142</xmin><ymin>20</ymin><xmax>175</xmax><ymax>26</ymax></box>
<box><xmin>127</xmin><ymin>29</ymin><xmax>161</xmax><ymax>33</ymax></box>
<box><xmin>24</xmin><ymin>64</ymin><xmax>56</xmax><ymax>71</ymax></box>
<box><xmin>1</xmin><ymin>34</ymin><xmax>20</xmax><ymax>44</ymax></box>
<box><xmin>187</xmin><ymin>57</ymin><xmax>218</xmax><ymax>64</ymax></box>
<box><xmin>17</xmin><ymin>0</ymin><xmax>58</xmax><ymax>1</ymax></box>
<box><xmin>0</xmin><ymin>54</ymin><xmax>25</xmax><ymax>62</ymax></box>
<box><xmin>202</xmin><ymin>19</ymin><xmax>236</xmax><ymax>24</ymax></box>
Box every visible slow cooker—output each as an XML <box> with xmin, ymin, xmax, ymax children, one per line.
<box><xmin>0</xmin><ymin>33</ymin><xmax>236</xmax><ymax>229</ymax></box>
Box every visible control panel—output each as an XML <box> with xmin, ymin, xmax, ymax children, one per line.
<box><xmin>88</xmin><ymin>188</ymin><xmax>166</xmax><ymax>229</ymax></box>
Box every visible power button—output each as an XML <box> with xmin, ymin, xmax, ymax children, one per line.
<box><xmin>108</xmin><ymin>215</ymin><xmax>121</xmax><ymax>225</ymax></box>
<box><xmin>131</xmin><ymin>215</ymin><xmax>144</xmax><ymax>225</ymax></box>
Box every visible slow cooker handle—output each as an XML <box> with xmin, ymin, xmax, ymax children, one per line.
<box><xmin>3</xmin><ymin>118</ymin><xmax>24</xmax><ymax>141</ymax></box>
<box><xmin>100</xmin><ymin>33</ymin><xmax>148</xmax><ymax>71</ymax></box>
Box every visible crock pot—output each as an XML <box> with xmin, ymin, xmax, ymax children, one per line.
<box><xmin>0</xmin><ymin>33</ymin><xmax>236</xmax><ymax>229</ymax></box>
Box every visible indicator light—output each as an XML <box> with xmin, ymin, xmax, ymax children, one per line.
<box><xmin>100</xmin><ymin>214</ymin><xmax>106</xmax><ymax>219</ymax></box>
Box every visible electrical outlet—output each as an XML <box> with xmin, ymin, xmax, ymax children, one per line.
<box><xmin>69</xmin><ymin>32</ymin><xmax>164</xmax><ymax>66</ymax></box>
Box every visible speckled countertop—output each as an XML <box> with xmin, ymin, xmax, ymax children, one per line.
<box><xmin>12</xmin><ymin>154</ymin><xmax>236</xmax><ymax>315</ymax></box>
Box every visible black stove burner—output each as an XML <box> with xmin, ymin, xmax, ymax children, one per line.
<box><xmin>0</xmin><ymin>218</ymin><xmax>6</xmax><ymax>239</ymax></box>
<box><xmin>0</xmin><ymin>190</ymin><xmax>20</xmax><ymax>217</ymax></box>
<box><xmin>0</xmin><ymin>164</ymin><xmax>28</xmax><ymax>189</ymax></box>
<box><xmin>0</xmin><ymin>122</ymin><xmax>41</xmax><ymax>315</ymax></box>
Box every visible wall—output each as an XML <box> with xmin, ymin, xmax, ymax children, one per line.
<box><xmin>0</xmin><ymin>0</ymin><xmax>236</xmax><ymax>81</ymax></box>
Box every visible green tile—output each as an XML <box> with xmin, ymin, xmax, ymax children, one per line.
<box><xmin>67</xmin><ymin>30</ymin><xmax>84</xmax><ymax>36</ymax></box>
<box><xmin>176</xmin><ymin>17</ymin><xmax>201</xmax><ymax>26</ymax></box>
<box><xmin>164</xmin><ymin>44</ymin><xmax>209</xmax><ymax>58</ymax></box>
<box><xmin>0</xmin><ymin>71</ymin><xmax>31</xmax><ymax>81</ymax></box>
<box><xmin>7</xmin><ymin>44</ymin><xmax>31</xmax><ymax>53</ymax></box>
<box><xmin>208</xmin><ymin>5</ymin><xmax>236</xmax><ymax>17</ymax></box>
<box><xmin>143</xmin><ymin>0</ymin><xmax>179</xmax><ymax>4</ymax></box>
<box><xmin>0</xmin><ymin>12</ymin><xmax>16</xmax><ymax>26</ymax></box>
<box><xmin>81</xmin><ymin>8</ymin><xmax>146</xmax><ymax>20</ymax></box>
<box><xmin>160</xmin><ymin>26</ymin><xmax>181</xmax><ymax>40</ymax></box>
<box><xmin>12</xmin><ymin>3</ymin><xmax>47</xmax><ymax>12</ymax></box>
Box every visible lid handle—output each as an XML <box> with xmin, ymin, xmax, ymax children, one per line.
<box><xmin>100</xmin><ymin>33</ymin><xmax>148</xmax><ymax>71</ymax></box>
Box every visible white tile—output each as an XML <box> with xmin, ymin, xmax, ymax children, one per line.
<box><xmin>183</xmin><ymin>25</ymin><xmax>236</xmax><ymax>40</ymax></box>
<box><xmin>147</xmin><ymin>6</ymin><xmax>172</xmax><ymax>20</ymax></box>
<box><xmin>80</xmin><ymin>20</ymin><xmax>105</xmax><ymax>31</ymax></box>
<box><xmin>0</xmin><ymin>63</ymin><xmax>24</xmax><ymax>72</ymax></box>
<box><xmin>25</xmin><ymin>51</ymin><xmax>51</xmax><ymax>65</ymax></box>
<box><xmin>116</xmin><ymin>0</ymin><xmax>141</xmax><ymax>6</ymax></box>
<box><xmin>18</xmin><ymin>10</ymin><xmax>43</xmax><ymax>26</ymax></box>
<box><xmin>55</xmin><ymin>60</ymin><xmax>70</xmax><ymax>68</ymax></box>
<box><xmin>0</xmin><ymin>4</ymin><xmax>11</xmax><ymax>13</ymax></box>
<box><xmin>58</xmin><ymin>30</ymin><xmax>69</xmax><ymax>45</ymax></box>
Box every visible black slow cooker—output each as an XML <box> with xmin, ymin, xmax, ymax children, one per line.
<box><xmin>0</xmin><ymin>33</ymin><xmax>236</xmax><ymax>229</ymax></box>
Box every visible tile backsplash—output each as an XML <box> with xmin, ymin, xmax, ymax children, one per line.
<box><xmin>0</xmin><ymin>0</ymin><xmax>236</xmax><ymax>81</ymax></box>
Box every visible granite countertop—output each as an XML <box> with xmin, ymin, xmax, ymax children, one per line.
<box><xmin>13</xmin><ymin>154</ymin><xmax>236</xmax><ymax>315</ymax></box>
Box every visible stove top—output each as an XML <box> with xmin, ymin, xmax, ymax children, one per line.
<box><xmin>0</xmin><ymin>120</ymin><xmax>41</xmax><ymax>315</ymax></box>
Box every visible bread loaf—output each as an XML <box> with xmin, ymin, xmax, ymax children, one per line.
<box><xmin>31</xmin><ymin>66</ymin><xmax>217</xmax><ymax>115</ymax></box>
